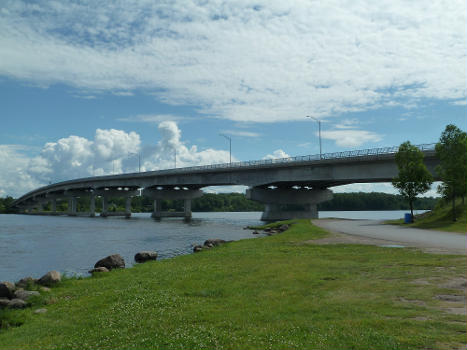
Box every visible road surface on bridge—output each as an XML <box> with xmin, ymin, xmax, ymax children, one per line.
<box><xmin>312</xmin><ymin>219</ymin><xmax>466</xmax><ymax>255</ymax></box>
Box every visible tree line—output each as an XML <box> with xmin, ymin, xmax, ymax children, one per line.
<box><xmin>0</xmin><ymin>192</ymin><xmax>437</xmax><ymax>214</ymax></box>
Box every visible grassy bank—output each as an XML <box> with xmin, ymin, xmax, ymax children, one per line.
<box><xmin>386</xmin><ymin>199</ymin><xmax>466</xmax><ymax>233</ymax></box>
<box><xmin>0</xmin><ymin>220</ymin><xmax>465</xmax><ymax>349</ymax></box>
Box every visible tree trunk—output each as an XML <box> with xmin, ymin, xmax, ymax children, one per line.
<box><xmin>410</xmin><ymin>200</ymin><xmax>414</xmax><ymax>223</ymax></box>
<box><xmin>452</xmin><ymin>194</ymin><xmax>457</xmax><ymax>222</ymax></box>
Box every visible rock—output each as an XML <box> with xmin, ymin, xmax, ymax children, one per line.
<box><xmin>94</xmin><ymin>254</ymin><xmax>125</xmax><ymax>270</ymax></box>
<box><xmin>15</xmin><ymin>277</ymin><xmax>37</xmax><ymax>289</ymax></box>
<box><xmin>134</xmin><ymin>251</ymin><xmax>158</xmax><ymax>263</ymax></box>
<box><xmin>8</xmin><ymin>298</ymin><xmax>27</xmax><ymax>309</ymax></box>
<box><xmin>193</xmin><ymin>245</ymin><xmax>203</xmax><ymax>253</ymax></box>
<box><xmin>0</xmin><ymin>281</ymin><xmax>15</xmax><ymax>299</ymax></box>
<box><xmin>14</xmin><ymin>290</ymin><xmax>40</xmax><ymax>301</ymax></box>
<box><xmin>40</xmin><ymin>287</ymin><xmax>51</xmax><ymax>292</ymax></box>
<box><xmin>252</xmin><ymin>230</ymin><xmax>260</xmax><ymax>235</ymax></box>
<box><xmin>278</xmin><ymin>224</ymin><xmax>290</xmax><ymax>232</ymax></box>
<box><xmin>38</xmin><ymin>271</ymin><xmax>61</xmax><ymax>286</ymax></box>
<box><xmin>203</xmin><ymin>239</ymin><xmax>226</xmax><ymax>247</ymax></box>
<box><xmin>88</xmin><ymin>267</ymin><xmax>109</xmax><ymax>274</ymax></box>
<box><xmin>34</xmin><ymin>308</ymin><xmax>48</xmax><ymax>314</ymax></box>
<box><xmin>0</xmin><ymin>298</ymin><xmax>10</xmax><ymax>308</ymax></box>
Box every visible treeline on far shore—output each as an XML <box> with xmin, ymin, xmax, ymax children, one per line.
<box><xmin>0</xmin><ymin>192</ymin><xmax>438</xmax><ymax>214</ymax></box>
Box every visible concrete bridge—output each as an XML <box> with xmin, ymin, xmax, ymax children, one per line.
<box><xmin>11</xmin><ymin>144</ymin><xmax>439</xmax><ymax>221</ymax></box>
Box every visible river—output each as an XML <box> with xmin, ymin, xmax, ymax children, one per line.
<box><xmin>0</xmin><ymin>210</ymin><xmax>426</xmax><ymax>282</ymax></box>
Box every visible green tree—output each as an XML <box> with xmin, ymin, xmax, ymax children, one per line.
<box><xmin>392</xmin><ymin>141</ymin><xmax>433</xmax><ymax>222</ymax></box>
<box><xmin>435</xmin><ymin>124</ymin><xmax>467</xmax><ymax>221</ymax></box>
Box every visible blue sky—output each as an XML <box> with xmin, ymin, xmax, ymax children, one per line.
<box><xmin>0</xmin><ymin>0</ymin><xmax>465</xmax><ymax>197</ymax></box>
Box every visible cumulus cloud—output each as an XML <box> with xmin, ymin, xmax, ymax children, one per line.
<box><xmin>0</xmin><ymin>1</ymin><xmax>465</xmax><ymax>122</ymax></box>
<box><xmin>263</xmin><ymin>149</ymin><xmax>290</xmax><ymax>160</ymax></box>
<box><xmin>320</xmin><ymin>129</ymin><xmax>383</xmax><ymax>148</ymax></box>
<box><xmin>0</xmin><ymin>122</ymin><xmax>233</xmax><ymax>197</ymax></box>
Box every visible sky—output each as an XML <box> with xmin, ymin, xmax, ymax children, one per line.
<box><xmin>0</xmin><ymin>0</ymin><xmax>465</xmax><ymax>198</ymax></box>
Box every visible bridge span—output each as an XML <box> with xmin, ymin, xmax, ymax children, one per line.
<box><xmin>12</xmin><ymin>144</ymin><xmax>439</xmax><ymax>221</ymax></box>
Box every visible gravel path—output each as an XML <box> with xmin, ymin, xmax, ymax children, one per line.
<box><xmin>312</xmin><ymin>219</ymin><xmax>466</xmax><ymax>255</ymax></box>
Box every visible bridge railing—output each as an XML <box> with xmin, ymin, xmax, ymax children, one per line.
<box><xmin>154</xmin><ymin>143</ymin><xmax>437</xmax><ymax>175</ymax></box>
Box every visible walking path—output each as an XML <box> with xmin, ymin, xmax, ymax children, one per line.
<box><xmin>312</xmin><ymin>219</ymin><xmax>466</xmax><ymax>255</ymax></box>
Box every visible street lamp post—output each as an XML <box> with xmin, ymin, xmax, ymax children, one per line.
<box><xmin>219</xmin><ymin>134</ymin><xmax>232</xmax><ymax>165</ymax></box>
<box><xmin>128</xmin><ymin>152</ymin><xmax>141</xmax><ymax>173</ymax></box>
<box><xmin>306</xmin><ymin>116</ymin><xmax>322</xmax><ymax>159</ymax></box>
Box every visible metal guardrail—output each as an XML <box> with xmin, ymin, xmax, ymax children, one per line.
<box><xmin>152</xmin><ymin>143</ymin><xmax>437</xmax><ymax>175</ymax></box>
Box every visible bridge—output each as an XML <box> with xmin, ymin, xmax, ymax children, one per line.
<box><xmin>11</xmin><ymin>144</ymin><xmax>439</xmax><ymax>221</ymax></box>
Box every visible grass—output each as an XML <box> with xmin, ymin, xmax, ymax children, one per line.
<box><xmin>386</xmin><ymin>199</ymin><xmax>467</xmax><ymax>233</ymax></box>
<box><xmin>0</xmin><ymin>220</ymin><xmax>465</xmax><ymax>349</ymax></box>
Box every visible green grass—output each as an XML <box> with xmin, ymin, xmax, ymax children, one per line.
<box><xmin>386</xmin><ymin>199</ymin><xmax>467</xmax><ymax>233</ymax></box>
<box><xmin>0</xmin><ymin>220</ymin><xmax>465</xmax><ymax>349</ymax></box>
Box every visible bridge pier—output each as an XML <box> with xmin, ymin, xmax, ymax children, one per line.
<box><xmin>246</xmin><ymin>187</ymin><xmax>333</xmax><ymax>221</ymax></box>
<box><xmin>67</xmin><ymin>197</ymin><xmax>77</xmax><ymax>216</ymax></box>
<box><xmin>143</xmin><ymin>187</ymin><xmax>203</xmax><ymax>220</ymax></box>
<box><xmin>96</xmin><ymin>187</ymin><xmax>138</xmax><ymax>218</ymax></box>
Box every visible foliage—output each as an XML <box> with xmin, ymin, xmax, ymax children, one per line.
<box><xmin>435</xmin><ymin>124</ymin><xmax>467</xmax><ymax>221</ymax></box>
<box><xmin>385</xmin><ymin>198</ymin><xmax>467</xmax><ymax>233</ymax></box>
<box><xmin>317</xmin><ymin>192</ymin><xmax>436</xmax><ymax>211</ymax></box>
<box><xmin>392</xmin><ymin>141</ymin><xmax>433</xmax><ymax>221</ymax></box>
<box><xmin>0</xmin><ymin>220</ymin><xmax>465</xmax><ymax>349</ymax></box>
<box><xmin>0</xmin><ymin>196</ymin><xmax>16</xmax><ymax>213</ymax></box>
<box><xmin>1</xmin><ymin>193</ymin><xmax>438</xmax><ymax>214</ymax></box>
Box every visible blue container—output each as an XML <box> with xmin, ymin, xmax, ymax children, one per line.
<box><xmin>404</xmin><ymin>213</ymin><xmax>412</xmax><ymax>223</ymax></box>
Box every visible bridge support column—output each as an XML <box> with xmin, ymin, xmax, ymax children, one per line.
<box><xmin>50</xmin><ymin>199</ymin><xmax>56</xmax><ymax>213</ymax></box>
<box><xmin>101</xmin><ymin>196</ymin><xmax>109</xmax><ymax>217</ymax></box>
<box><xmin>89</xmin><ymin>195</ymin><xmax>96</xmax><ymax>217</ymax></box>
<box><xmin>143</xmin><ymin>188</ymin><xmax>202</xmax><ymax>220</ymax></box>
<box><xmin>96</xmin><ymin>188</ymin><xmax>138</xmax><ymax>218</ymax></box>
<box><xmin>68</xmin><ymin>197</ymin><xmax>77</xmax><ymax>216</ymax></box>
<box><xmin>246</xmin><ymin>187</ymin><xmax>332</xmax><ymax>221</ymax></box>
<box><xmin>125</xmin><ymin>197</ymin><xmax>132</xmax><ymax>218</ymax></box>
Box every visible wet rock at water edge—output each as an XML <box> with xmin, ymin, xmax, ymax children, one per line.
<box><xmin>134</xmin><ymin>251</ymin><xmax>158</xmax><ymax>263</ymax></box>
<box><xmin>15</xmin><ymin>276</ymin><xmax>37</xmax><ymax>289</ymax></box>
<box><xmin>193</xmin><ymin>245</ymin><xmax>204</xmax><ymax>253</ymax></box>
<box><xmin>94</xmin><ymin>254</ymin><xmax>125</xmax><ymax>270</ymax></box>
<box><xmin>0</xmin><ymin>281</ymin><xmax>15</xmax><ymax>299</ymax></box>
<box><xmin>252</xmin><ymin>230</ymin><xmax>260</xmax><ymax>235</ymax></box>
<box><xmin>38</xmin><ymin>271</ymin><xmax>61</xmax><ymax>286</ymax></box>
<box><xmin>278</xmin><ymin>224</ymin><xmax>290</xmax><ymax>232</ymax></box>
<box><xmin>0</xmin><ymin>298</ymin><xmax>10</xmax><ymax>308</ymax></box>
<box><xmin>14</xmin><ymin>290</ymin><xmax>40</xmax><ymax>301</ymax></box>
<box><xmin>203</xmin><ymin>239</ymin><xmax>226</xmax><ymax>247</ymax></box>
<box><xmin>7</xmin><ymin>298</ymin><xmax>27</xmax><ymax>309</ymax></box>
<box><xmin>89</xmin><ymin>267</ymin><xmax>110</xmax><ymax>274</ymax></box>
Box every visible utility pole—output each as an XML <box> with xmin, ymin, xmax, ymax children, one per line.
<box><xmin>219</xmin><ymin>134</ymin><xmax>232</xmax><ymax>166</ymax></box>
<box><xmin>128</xmin><ymin>152</ymin><xmax>141</xmax><ymax>173</ymax></box>
<box><xmin>174</xmin><ymin>147</ymin><xmax>177</xmax><ymax>168</ymax></box>
<box><xmin>306</xmin><ymin>116</ymin><xmax>322</xmax><ymax>159</ymax></box>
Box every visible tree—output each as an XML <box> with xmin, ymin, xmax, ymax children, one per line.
<box><xmin>435</xmin><ymin>124</ymin><xmax>467</xmax><ymax>221</ymax></box>
<box><xmin>392</xmin><ymin>141</ymin><xmax>433</xmax><ymax>222</ymax></box>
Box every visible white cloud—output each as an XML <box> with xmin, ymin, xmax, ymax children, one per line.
<box><xmin>0</xmin><ymin>121</ymin><xmax>233</xmax><ymax>197</ymax></box>
<box><xmin>0</xmin><ymin>1</ymin><xmax>465</xmax><ymax>123</ymax></box>
<box><xmin>320</xmin><ymin>129</ymin><xmax>383</xmax><ymax>148</ymax></box>
<box><xmin>263</xmin><ymin>149</ymin><xmax>290</xmax><ymax>160</ymax></box>
<box><xmin>0</xmin><ymin>145</ymin><xmax>43</xmax><ymax>197</ymax></box>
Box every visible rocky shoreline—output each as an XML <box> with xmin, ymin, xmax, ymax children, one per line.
<box><xmin>0</xmin><ymin>224</ymin><xmax>292</xmax><ymax>315</ymax></box>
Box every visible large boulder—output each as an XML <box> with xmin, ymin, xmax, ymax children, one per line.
<box><xmin>0</xmin><ymin>298</ymin><xmax>10</xmax><ymax>308</ymax></box>
<box><xmin>7</xmin><ymin>298</ymin><xmax>27</xmax><ymax>309</ymax></box>
<box><xmin>88</xmin><ymin>267</ymin><xmax>109</xmax><ymax>274</ymax></box>
<box><xmin>15</xmin><ymin>277</ymin><xmax>37</xmax><ymax>289</ymax></box>
<box><xmin>14</xmin><ymin>290</ymin><xmax>40</xmax><ymax>301</ymax></box>
<box><xmin>94</xmin><ymin>254</ymin><xmax>125</xmax><ymax>270</ymax></box>
<box><xmin>134</xmin><ymin>251</ymin><xmax>158</xmax><ymax>263</ymax></box>
<box><xmin>203</xmin><ymin>239</ymin><xmax>226</xmax><ymax>247</ymax></box>
<box><xmin>0</xmin><ymin>281</ymin><xmax>15</xmax><ymax>299</ymax></box>
<box><xmin>38</xmin><ymin>271</ymin><xmax>61</xmax><ymax>286</ymax></box>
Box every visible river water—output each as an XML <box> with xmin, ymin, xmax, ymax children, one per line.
<box><xmin>0</xmin><ymin>210</ymin><xmax>425</xmax><ymax>282</ymax></box>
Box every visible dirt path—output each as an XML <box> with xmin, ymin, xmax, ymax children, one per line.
<box><xmin>311</xmin><ymin>219</ymin><xmax>466</xmax><ymax>255</ymax></box>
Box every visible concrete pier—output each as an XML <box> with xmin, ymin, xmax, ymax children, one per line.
<box><xmin>246</xmin><ymin>187</ymin><xmax>333</xmax><ymax>221</ymax></box>
<box><xmin>143</xmin><ymin>188</ymin><xmax>202</xmax><ymax>220</ymax></box>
